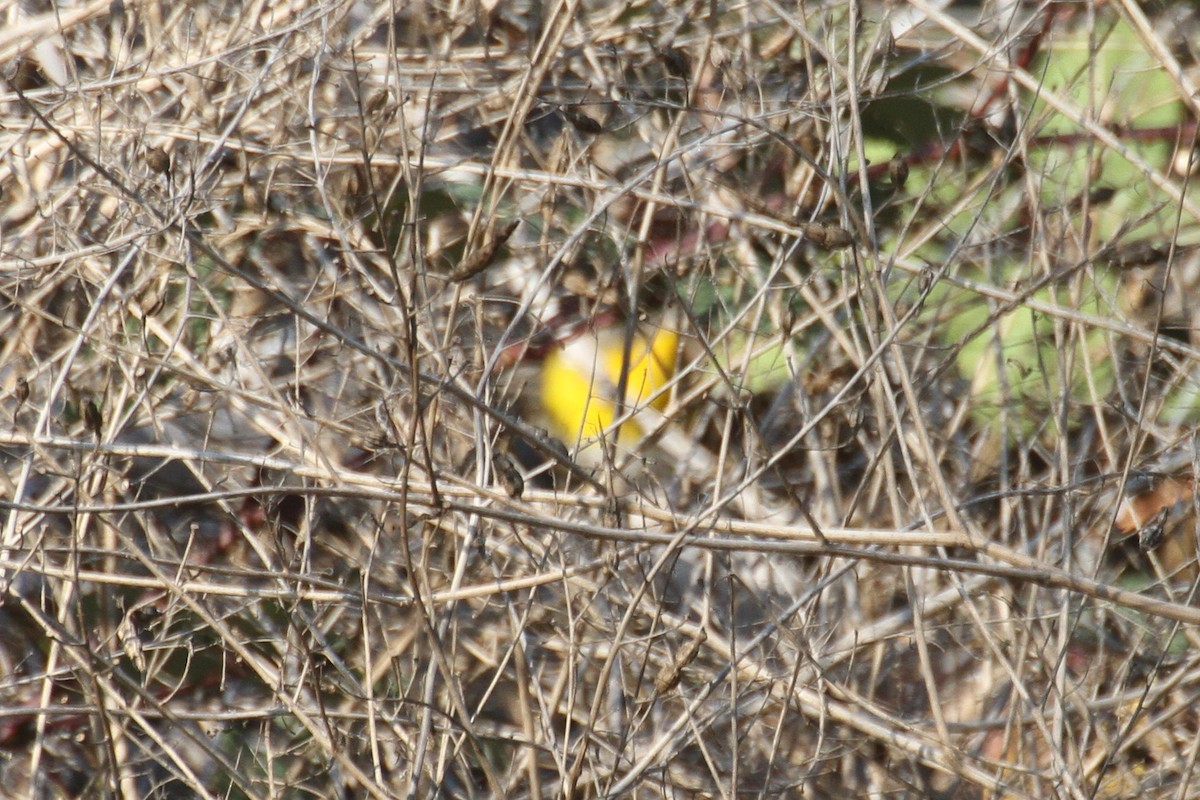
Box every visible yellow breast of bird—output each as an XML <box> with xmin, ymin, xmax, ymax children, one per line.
<box><xmin>539</xmin><ymin>326</ymin><xmax>678</xmax><ymax>451</ymax></box>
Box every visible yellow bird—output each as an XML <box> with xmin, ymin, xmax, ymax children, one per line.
<box><xmin>534</xmin><ymin>319</ymin><xmax>780</xmax><ymax>521</ymax></box>
<box><xmin>539</xmin><ymin>322</ymin><xmax>679</xmax><ymax>459</ymax></box>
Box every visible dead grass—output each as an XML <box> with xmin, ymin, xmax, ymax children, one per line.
<box><xmin>4</xmin><ymin>0</ymin><xmax>1200</xmax><ymax>797</ymax></box>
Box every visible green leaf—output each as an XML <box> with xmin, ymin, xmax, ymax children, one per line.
<box><xmin>934</xmin><ymin>264</ymin><xmax>1119</xmax><ymax>440</ymax></box>
<box><xmin>1026</xmin><ymin>17</ymin><xmax>1184</xmax><ymax>242</ymax></box>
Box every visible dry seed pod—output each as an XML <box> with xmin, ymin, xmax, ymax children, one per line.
<box><xmin>1106</xmin><ymin>241</ymin><xmax>1166</xmax><ymax>271</ymax></box>
<box><xmin>84</xmin><ymin>398</ymin><xmax>103</xmax><ymax>439</ymax></box>
<box><xmin>145</xmin><ymin>146</ymin><xmax>171</xmax><ymax>175</ymax></box>
<box><xmin>365</xmin><ymin>89</ymin><xmax>391</xmax><ymax>117</ymax></box>
<box><xmin>917</xmin><ymin>266</ymin><xmax>936</xmax><ymax>294</ymax></box>
<box><xmin>12</xmin><ymin>376</ymin><xmax>29</xmax><ymax>424</ymax></box>
<box><xmin>803</xmin><ymin>221</ymin><xmax>854</xmax><ymax>250</ymax></box>
<box><xmin>118</xmin><ymin>611</ymin><xmax>147</xmax><ymax>672</ymax></box>
<box><xmin>656</xmin><ymin>45</ymin><xmax>690</xmax><ymax>79</ymax></box>
<box><xmin>562</xmin><ymin>108</ymin><xmax>604</xmax><ymax>135</ymax></box>
<box><xmin>1138</xmin><ymin>508</ymin><xmax>1168</xmax><ymax>552</ymax></box>
<box><xmin>654</xmin><ymin>628</ymin><xmax>707</xmax><ymax>694</ymax></box>
<box><xmin>888</xmin><ymin>153</ymin><xmax>909</xmax><ymax>189</ymax></box>
<box><xmin>448</xmin><ymin>220</ymin><xmax>520</xmax><ymax>281</ymax></box>
<box><xmin>492</xmin><ymin>453</ymin><xmax>525</xmax><ymax>499</ymax></box>
<box><xmin>529</xmin><ymin>424</ymin><xmax>570</xmax><ymax>463</ymax></box>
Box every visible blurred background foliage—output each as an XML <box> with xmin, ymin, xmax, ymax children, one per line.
<box><xmin>4</xmin><ymin>0</ymin><xmax>1200</xmax><ymax>797</ymax></box>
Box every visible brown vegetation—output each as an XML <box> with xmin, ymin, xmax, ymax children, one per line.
<box><xmin>4</xmin><ymin>1</ymin><xmax>1200</xmax><ymax>797</ymax></box>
